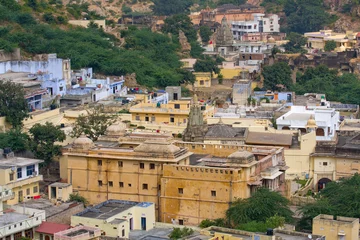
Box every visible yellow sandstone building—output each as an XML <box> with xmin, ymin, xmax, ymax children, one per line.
<box><xmin>60</xmin><ymin>122</ymin><xmax>287</xmax><ymax>225</ymax></box>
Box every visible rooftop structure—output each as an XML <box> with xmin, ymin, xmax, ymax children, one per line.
<box><xmin>305</xmin><ymin>30</ymin><xmax>358</xmax><ymax>52</ymax></box>
<box><xmin>54</xmin><ymin>226</ymin><xmax>101</xmax><ymax>240</ymax></box>
<box><xmin>276</xmin><ymin>106</ymin><xmax>340</xmax><ymax>141</ymax></box>
<box><xmin>0</xmin><ymin>149</ymin><xmax>43</xmax><ymax>205</ymax></box>
<box><xmin>72</xmin><ymin>200</ymin><xmax>155</xmax><ymax>238</ymax></box>
<box><xmin>36</xmin><ymin>222</ymin><xmax>71</xmax><ymax>237</ymax></box>
<box><xmin>231</xmin><ymin>13</ymin><xmax>280</xmax><ymax>40</ymax></box>
<box><xmin>313</xmin><ymin>214</ymin><xmax>358</xmax><ymax>240</ymax></box>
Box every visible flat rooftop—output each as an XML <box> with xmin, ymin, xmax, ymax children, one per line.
<box><xmin>0</xmin><ymin>212</ymin><xmax>28</xmax><ymax>227</ymax></box>
<box><xmin>75</xmin><ymin>200</ymin><xmax>153</xmax><ymax>220</ymax></box>
<box><xmin>0</xmin><ymin>156</ymin><xmax>43</xmax><ymax>169</ymax></box>
<box><xmin>17</xmin><ymin>198</ymin><xmax>79</xmax><ymax>219</ymax></box>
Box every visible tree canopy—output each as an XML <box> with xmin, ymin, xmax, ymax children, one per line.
<box><xmin>29</xmin><ymin>122</ymin><xmax>66</xmax><ymax>165</ymax></box>
<box><xmin>284</xmin><ymin>0</ymin><xmax>337</xmax><ymax>33</ymax></box>
<box><xmin>0</xmin><ymin>128</ymin><xmax>30</xmax><ymax>153</ymax></box>
<box><xmin>283</xmin><ymin>32</ymin><xmax>307</xmax><ymax>53</ymax></box>
<box><xmin>151</xmin><ymin>0</ymin><xmax>193</xmax><ymax>16</ymax></box>
<box><xmin>262</xmin><ymin>62</ymin><xmax>292</xmax><ymax>91</ymax></box>
<box><xmin>70</xmin><ymin>106</ymin><xmax>116</xmax><ymax>141</ymax></box>
<box><xmin>199</xmin><ymin>25</ymin><xmax>213</xmax><ymax>43</ymax></box>
<box><xmin>226</xmin><ymin>188</ymin><xmax>293</xmax><ymax>227</ymax></box>
<box><xmin>299</xmin><ymin>174</ymin><xmax>360</xmax><ymax>230</ymax></box>
<box><xmin>324</xmin><ymin>40</ymin><xmax>337</xmax><ymax>52</ymax></box>
<box><xmin>0</xmin><ymin>80</ymin><xmax>29</xmax><ymax>128</ymax></box>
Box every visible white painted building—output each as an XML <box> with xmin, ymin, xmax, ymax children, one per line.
<box><xmin>231</xmin><ymin>14</ymin><xmax>280</xmax><ymax>40</ymax></box>
<box><xmin>276</xmin><ymin>106</ymin><xmax>340</xmax><ymax>141</ymax></box>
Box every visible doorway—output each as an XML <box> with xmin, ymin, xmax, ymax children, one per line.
<box><xmin>51</xmin><ymin>187</ymin><xmax>56</xmax><ymax>199</ymax></box>
<box><xmin>141</xmin><ymin>217</ymin><xmax>146</xmax><ymax>230</ymax></box>
<box><xmin>129</xmin><ymin>218</ymin><xmax>133</xmax><ymax>230</ymax></box>
<box><xmin>318</xmin><ymin>178</ymin><xmax>331</xmax><ymax>191</ymax></box>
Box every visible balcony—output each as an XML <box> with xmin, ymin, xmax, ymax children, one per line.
<box><xmin>7</xmin><ymin>175</ymin><xmax>43</xmax><ymax>189</ymax></box>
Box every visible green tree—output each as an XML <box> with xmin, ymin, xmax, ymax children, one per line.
<box><xmin>43</xmin><ymin>12</ymin><xmax>56</xmax><ymax>23</ymax></box>
<box><xmin>283</xmin><ymin>32</ymin><xmax>307</xmax><ymax>53</ymax></box>
<box><xmin>69</xmin><ymin>193</ymin><xmax>89</xmax><ymax>205</ymax></box>
<box><xmin>162</xmin><ymin>14</ymin><xmax>197</xmax><ymax>42</ymax></box>
<box><xmin>0</xmin><ymin>80</ymin><xmax>29</xmax><ymax>128</ymax></box>
<box><xmin>199</xmin><ymin>25</ymin><xmax>212</xmax><ymax>43</ymax></box>
<box><xmin>262</xmin><ymin>62</ymin><xmax>292</xmax><ymax>91</ymax></box>
<box><xmin>168</xmin><ymin>227</ymin><xmax>194</xmax><ymax>240</ymax></box>
<box><xmin>194</xmin><ymin>57</ymin><xmax>220</xmax><ymax>74</ymax></box>
<box><xmin>299</xmin><ymin>173</ymin><xmax>360</xmax><ymax>230</ymax></box>
<box><xmin>121</xmin><ymin>4</ymin><xmax>132</xmax><ymax>14</ymax></box>
<box><xmin>29</xmin><ymin>122</ymin><xmax>66</xmax><ymax>165</ymax></box>
<box><xmin>284</xmin><ymin>0</ymin><xmax>336</xmax><ymax>33</ymax></box>
<box><xmin>70</xmin><ymin>106</ymin><xmax>116</xmax><ymax>141</ymax></box>
<box><xmin>218</xmin><ymin>73</ymin><xmax>223</xmax><ymax>84</ymax></box>
<box><xmin>226</xmin><ymin>188</ymin><xmax>293</xmax><ymax>227</ymax></box>
<box><xmin>0</xmin><ymin>128</ymin><xmax>30</xmax><ymax>152</ymax></box>
<box><xmin>151</xmin><ymin>0</ymin><xmax>193</xmax><ymax>16</ymax></box>
<box><xmin>324</xmin><ymin>40</ymin><xmax>336</xmax><ymax>52</ymax></box>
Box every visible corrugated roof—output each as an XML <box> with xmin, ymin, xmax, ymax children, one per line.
<box><xmin>36</xmin><ymin>222</ymin><xmax>70</xmax><ymax>235</ymax></box>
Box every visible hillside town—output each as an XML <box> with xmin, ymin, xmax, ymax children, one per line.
<box><xmin>2</xmin><ymin>0</ymin><xmax>360</xmax><ymax>239</ymax></box>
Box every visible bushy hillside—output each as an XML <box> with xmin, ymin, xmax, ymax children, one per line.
<box><xmin>0</xmin><ymin>0</ymin><xmax>198</xmax><ymax>88</ymax></box>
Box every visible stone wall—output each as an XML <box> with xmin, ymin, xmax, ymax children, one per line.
<box><xmin>46</xmin><ymin>202</ymin><xmax>84</xmax><ymax>225</ymax></box>
<box><xmin>0</xmin><ymin>48</ymin><xmax>21</xmax><ymax>62</ymax></box>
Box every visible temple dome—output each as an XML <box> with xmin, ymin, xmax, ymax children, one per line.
<box><xmin>267</xmin><ymin>37</ymin><xmax>275</xmax><ymax>43</ymax></box>
<box><xmin>134</xmin><ymin>139</ymin><xmax>180</xmax><ymax>154</ymax></box>
<box><xmin>306</xmin><ymin>115</ymin><xmax>317</xmax><ymax>129</ymax></box>
<box><xmin>73</xmin><ymin>135</ymin><xmax>94</xmax><ymax>149</ymax></box>
<box><xmin>106</xmin><ymin>122</ymin><xmax>127</xmax><ymax>136</ymax></box>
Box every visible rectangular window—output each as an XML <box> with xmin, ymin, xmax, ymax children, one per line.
<box><xmin>178</xmin><ymin>188</ymin><xmax>183</xmax><ymax>194</ymax></box>
<box><xmin>9</xmin><ymin>173</ymin><xmax>14</xmax><ymax>181</ymax></box>
<box><xmin>119</xmin><ymin>182</ymin><xmax>124</xmax><ymax>188</ymax></box>
<box><xmin>118</xmin><ymin>161</ymin><xmax>123</xmax><ymax>167</ymax></box>
<box><xmin>26</xmin><ymin>165</ymin><xmax>35</xmax><ymax>176</ymax></box>
<box><xmin>174</xmin><ymin>104</ymin><xmax>180</xmax><ymax>109</ymax></box>
<box><xmin>140</xmin><ymin>163</ymin><xmax>144</xmax><ymax>169</ymax></box>
<box><xmin>151</xmin><ymin>116</ymin><xmax>156</xmax><ymax>122</ymax></box>
<box><xmin>179</xmin><ymin>219</ymin><xmax>184</xmax><ymax>225</ymax></box>
<box><xmin>109</xmin><ymin>181</ymin><xmax>113</xmax><ymax>187</ymax></box>
<box><xmin>33</xmin><ymin>186</ymin><xmax>38</xmax><ymax>193</ymax></box>
<box><xmin>170</xmin><ymin>117</ymin><xmax>175</xmax><ymax>123</ymax></box>
<box><xmin>26</xmin><ymin>188</ymin><xmax>30</xmax><ymax>195</ymax></box>
<box><xmin>98</xmin><ymin>160</ymin><xmax>102</xmax><ymax>166</ymax></box>
<box><xmin>122</xmin><ymin>229</ymin><xmax>125</xmax><ymax>237</ymax></box>
<box><xmin>211</xmin><ymin>190</ymin><xmax>216</xmax><ymax>197</ymax></box>
<box><xmin>17</xmin><ymin>168</ymin><xmax>22</xmax><ymax>179</ymax></box>
<box><xmin>145</xmin><ymin>116</ymin><xmax>149</xmax><ymax>121</ymax></box>
<box><xmin>142</xmin><ymin>184</ymin><xmax>148</xmax><ymax>190</ymax></box>
<box><xmin>323</xmin><ymin>162</ymin><xmax>328</xmax><ymax>166</ymax></box>
<box><xmin>135</xmin><ymin>115</ymin><xmax>140</xmax><ymax>121</ymax></box>
<box><xmin>150</xmin><ymin>163</ymin><xmax>155</xmax><ymax>169</ymax></box>
<box><xmin>98</xmin><ymin>180</ymin><xmax>103</xmax><ymax>186</ymax></box>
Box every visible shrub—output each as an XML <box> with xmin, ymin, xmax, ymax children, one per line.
<box><xmin>69</xmin><ymin>193</ymin><xmax>88</xmax><ymax>205</ymax></box>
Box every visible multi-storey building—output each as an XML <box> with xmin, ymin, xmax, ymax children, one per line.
<box><xmin>231</xmin><ymin>14</ymin><xmax>280</xmax><ymax>40</ymax></box>
<box><xmin>0</xmin><ymin>149</ymin><xmax>43</xmax><ymax>205</ymax></box>
<box><xmin>60</xmin><ymin>122</ymin><xmax>287</xmax><ymax>225</ymax></box>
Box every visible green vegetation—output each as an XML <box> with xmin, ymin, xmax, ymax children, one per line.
<box><xmin>70</xmin><ymin>106</ymin><xmax>116</xmax><ymax>141</ymax></box>
<box><xmin>0</xmin><ymin>80</ymin><xmax>29</xmax><ymax>128</ymax></box>
<box><xmin>199</xmin><ymin>188</ymin><xmax>291</xmax><ymax>232</ymax></box>
<box><xmin>199</xmin><ymin>25</ymin><xmax>212</xmax><ymax>43</ymax></box>
<box><xmin>283</xmin><ymin>32</ymin><xmax>307</xmax><ymax>53</ymax></box>
<box><xmin>199</xmin><ymin>218</ymin><xmax>228</xmax><ymax>228</ymax></box>
<box><xmin>29</xmin><ymin>122</ymin><xmax>66</xmax><ymax>165</ymax></box>
<box><xmin>168</xmin><ymin>227</ymin><xmax>194</xmax><ymax>240</ymax></box>
<box><xmin>69</xmin><ymin>193</ymin><xmax>89</xmax><ymax>205</ymax></box>
<box><xmin>299</xmin><ymin>174</ymin><xmax>360</xmax><ymax>230</ymax></box>
<box><xmin>0</xmin><ymin>128</ymin><xmax>30</xmax><ymax>152</ymax></box>
<box><xmin>262</xmin><ymin>62</ymin><xmax>292</xmax><ymax>91</ymax></box>
<box><xmin>151</xmin><ymin>0</ymin><xmax>193</xmax><ymax>15</ymax></box>
<box><xmin>284</xmin><ymin>0</ymin><xmax>337</xmax><ymax>33</ymax></box>
<box><xmin>324</xmin><ymin>40</ymin><xmax>337</xmax><ymax>52</ymax></box>
<box><xmin>263</xmin><ymin>64</ymin><xmax>360</xmax><ymax>105</ymax></box>
<box><xmin>0</xmin><ymin>0</ymin><xmax>195</xmax><ymax>88</ymax></box>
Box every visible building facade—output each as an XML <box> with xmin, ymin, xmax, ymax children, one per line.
<box><xmin>312</xmin><ymin>215</ymin><xmax>358</xmax><ymax>240</ymax></box>
<box><xmin>0</xmin><ymin>149</ymin><xmax>43</xmax><ymax>205</ymax></box>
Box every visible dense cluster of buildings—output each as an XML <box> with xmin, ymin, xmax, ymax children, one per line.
<box><xmin>2</xmin><ymin>3</ymin><xmax>360</xmax><ymax>240</ymax></box>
